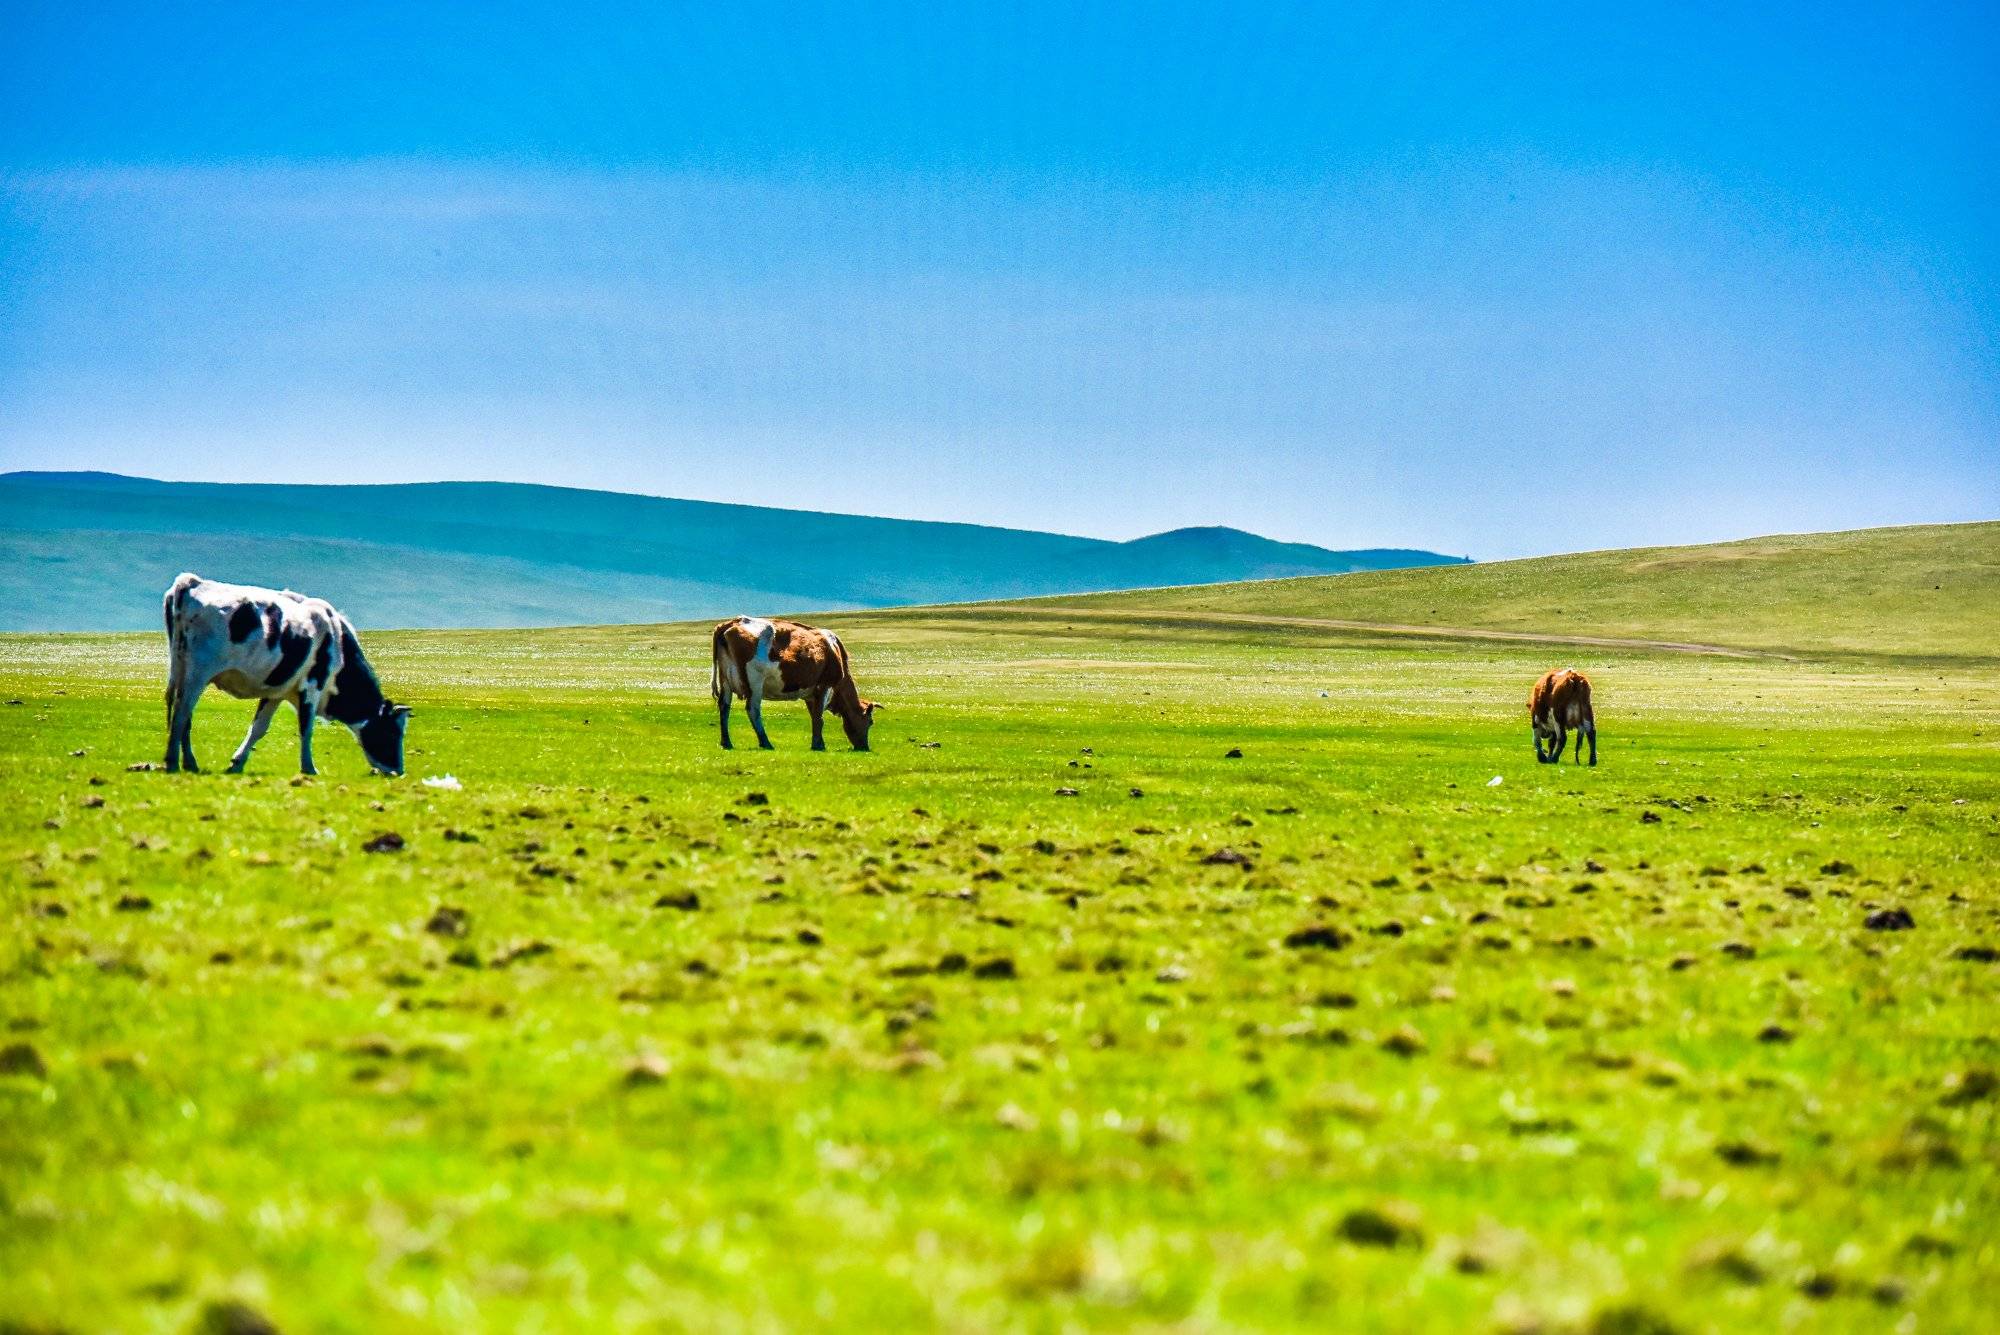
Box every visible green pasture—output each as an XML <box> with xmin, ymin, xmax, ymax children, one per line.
<box><xmin>2</xmin><ymin>585</ymin><xmax>1997</xmax><ymax>1331</ymax></box>
<box><xmin>1053</xmin><ymin>521</ymin><xmax>2000</xmax><ymax>661</ymax></box>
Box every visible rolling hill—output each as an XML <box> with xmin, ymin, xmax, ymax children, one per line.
<box><xmin>1020</xmin><ymin>521</ymin><xmax>2000</xmax><ymax>661</ymax></box>
<box><xmin>0</xmin><ymin>472</ymin><xmax>1464</xmax><ymax>631</ymax></box>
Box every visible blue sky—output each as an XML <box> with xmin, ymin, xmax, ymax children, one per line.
<box><xmin>2</xmin><ymin>3</ymin><xmax>1994</xmax><ymax>558</ymax></box>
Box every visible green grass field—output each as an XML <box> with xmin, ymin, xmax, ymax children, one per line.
<box><xmin>3</xmin><ymin>527</ymin><xmax>1997</xmax><ymax>1332</ymax></box>
<box><xmin>1048</xmin><ymin>521</ymin><xmax>2000</xmax><ymax>662</ymax></box>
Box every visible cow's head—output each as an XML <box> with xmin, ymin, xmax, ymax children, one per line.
<box><xmin>838</xmin><ymin>698</ymin><xmax>879</xmax><ymax>751</ymax></box>
<box><xmin>359</xmin><ymin>699</ymin><xmax>412</xmax><ymax>775</ymax></box>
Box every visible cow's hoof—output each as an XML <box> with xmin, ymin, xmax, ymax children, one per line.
<box><xmin>719</xmin><ymin>742</ymin><xmax>733</xmax><ymax>751</ymax></box>
<box><xmin>758</xmin><ymin>742</ymin><xmax>775</xmax><ymax>751</ymax></box>
<box><xmin>226</xmin><ymin>762</ymin><xmax>246</xmax><ymax>775</ymax></box>
<box><xmin>811</xmin><ymin>742</ymin><xmax>826</xmax><ymax>752</ymax></box>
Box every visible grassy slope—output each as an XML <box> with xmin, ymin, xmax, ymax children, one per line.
<box><xmin>0</xmin><ymin>473</ymin><xmax>1461</xmax><ymax>631</ymax></box>
<box><xmin>1035</xmin><ymin>522</ymin><xmax>2000</xmax><ymax>661</ymax></box>
<box><xmin>2</xmin><ymin>539</ymin><xmax>1997</xmax><ymax>1331</ymax></box>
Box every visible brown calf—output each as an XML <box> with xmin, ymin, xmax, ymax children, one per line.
<box><xmin>1529</xmin><ymin>668</ymin><xmax>1597</xmax><ymax>765</ymax></box>
<box><xmin>711</xmin><ymin>616</ymin><xmax>878</xmax><ymax>751</ymax></box>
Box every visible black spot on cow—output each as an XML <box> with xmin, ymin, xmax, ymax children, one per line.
<box><xmin>328</xmin><ymin>624</ymin><xmax>385</xmax><ymax>719</ymax></box>
<box><xmin>310</xmin><ymin>619</ymin><xmax>408</xmax><ymax>773</ymax></box>
<box><xmin>262</xmin><ymin>603</ymin><xmax>283</xmax><ymax>647</ymax></box>
<box><xmin>228</xmin><ymin>602</ymin><xmax>260</xmax><ymax>643</ymax></box>
<box><xmin>307</xmin><ymin>638</ymin><xmax>333</xmax><ymax>688</ymax></box>
<box><xmin>264</xmin><ymin>627</ymin><xmax>313</xmax><ymax>686</ymax></box>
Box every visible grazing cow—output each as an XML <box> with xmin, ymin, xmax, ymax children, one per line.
<box><xmin>711</xmin><ymin>615</ymin><xmax>878</xmax><ymax>751</ymax></box>
<box><xmin>161</xmin><ymin>573</ymin><xmax>410</xmax><ymax>776</ymax></box>
<box><xmin>1529</xmin><ymin>668</ymin><xmax>1597</xmax><ymax>765</ymax></box>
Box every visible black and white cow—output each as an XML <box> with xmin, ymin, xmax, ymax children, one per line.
<box><xmin>162</xmin><ymin>573</ymin><xmax>410</xmax><ymax>775</ymax></box>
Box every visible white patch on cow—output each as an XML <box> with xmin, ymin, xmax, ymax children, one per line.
<box><xmin>713</xmin><ymin>616</ymin><xmax>774</xmax><ymax>703</ymax></box>
<box><xmin>211</xmin><ymin>668</ymin><xmax>262</xmax><ymax>698</ymax></box>
<box><xmin>744</xmin><ymin>618</ymin><xmax>793</xmax><ymax>699</ymax></box>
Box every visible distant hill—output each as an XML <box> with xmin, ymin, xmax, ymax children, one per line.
<box><xmin>1031</xmin><ymin>522</ymin><xmax>2000</xmax><ymax>661</ymax></box>
<box><xmin>0</xmin><ymin>472</ymin><xmax>1465</xmax><ymax>631</ymax></box>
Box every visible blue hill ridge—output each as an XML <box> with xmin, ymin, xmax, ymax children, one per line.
<box><xmin>0</xmin><ymin>472</ymin><xmax>1467</xmax><ymax>630</ymax></box>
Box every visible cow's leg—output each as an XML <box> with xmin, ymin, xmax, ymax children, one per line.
<box><xmin>164</xmin><ymin>675</ymin><xmax>182</xmax><ymax>771</ymax></box>
<box><xmin>746</xmin><ymin>684</ymin><xmax>774</xmax><ymax>750</ymax></box>
<box><xmin>1549</xmin><ymin>723</ymin><xmax>1566</xmax><ymax>764</ymax></box>
<box><xmin>1583</xmin><ymin>716</ymin><xmax>1598</xmax><ymax>766</ymax></box>
<box><xmin>1532</xmin><ymin>724</ymin><xmax>1547</xmax><ymax>763</ymax></box>
<box><xmin>227</xmin><ymin>698</ymin><xmax>282</xmax><ymax>773</ymax></box>
<box><xmin>296</xmin><ymin>693</ymin><xmax>320</xmax><ymax>776</ymax></box>
<box><xmin>717</xmin><ymin>689</ymin><xmax>734</xmax><ymax>749</ymax></box>
<box><xmin>807</xmin><ymin>691</ymin><xmax>827</xmax><ymax>751</ymax></box>
<box><xmin>168</xmin><ymin>664</ymin><xmax>209</xmax><ymax>773</ymax></box>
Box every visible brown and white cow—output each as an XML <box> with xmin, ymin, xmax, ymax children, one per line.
<box><xmin>1529</xmin><ymin>668</ymin><xmax>1597</xmax><ymax>765</ymax></box>
<box><xmin>711</xmin><ymin>616</ymin><xmax>878</xmax><ymax>751</ymax></box>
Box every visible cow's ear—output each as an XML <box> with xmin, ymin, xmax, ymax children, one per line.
<box><xmin>865</xmin><ymin>701</ymin><xmax>881</xmax><ymax>714</ymax></box>
<box><xmin>394</xmin><ymin>704</ymin><xmax>413</xmax><ymax>718</ymax></box>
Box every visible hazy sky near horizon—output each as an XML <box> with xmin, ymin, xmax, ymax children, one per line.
<box><xmin>2</xmin><ymin>4</ymin><xmax>1995</xmax><ymax>559</ymax></box>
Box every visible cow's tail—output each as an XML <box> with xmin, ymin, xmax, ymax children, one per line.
<box><xmin>709</xmin><ymin>622</ymin><xmax>729</xmax><ymax>702</ymax></box>
<box><xmin>163</xmin><ymin>572</ymin><xmax>201</xmax><ymax>640</ymax></box>
<box><xmin>163</xmin><ymin>573</ymin><xmax>202</xmax><ymax>724</ymax></box>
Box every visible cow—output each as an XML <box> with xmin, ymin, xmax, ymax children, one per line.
<box><xmin>1529</xmin><ymin>667</ymin><xmax>1597</xmax><ymax>765</ymax></box>
<box><xmin>161</xmin><ymin>573</ymin><xmax>410</xmax><ymax>776</ymax></box>
<box><xmin>711</xmin><ymin>615</ymin><xmax>878</xmax><ymax>751</ymax></box>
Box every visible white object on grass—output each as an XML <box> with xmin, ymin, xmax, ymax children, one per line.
<box><xmin>1487</xmin><ymin>775</ymin><xmax>1504</xmax><ymax>787</ymax></box>
<box><xmin>422</xmin><ymin>774</ymin><xmax>463</xmax><ymax>791</ymax></box>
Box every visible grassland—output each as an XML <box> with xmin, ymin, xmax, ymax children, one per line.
<box><xmin>3</xmin><ymin>529</ymin><xmax>1998</xmax><ymax>1332</ymax></box>
<box><xmin>1042</xmin><ymin>521</ymin><xmax>2000</xmax><ymax>661</ymax></box>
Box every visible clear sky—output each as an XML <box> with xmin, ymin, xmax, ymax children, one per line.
<box><xmin>2</xmin><ymin>3</ymin><xmax>1994</xmax><ymax>559</ymax></box>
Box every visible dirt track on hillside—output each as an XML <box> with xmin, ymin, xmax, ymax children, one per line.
<box><xmin>979</xmin><ymin>604</ymin><xmax>1793</xmax><ymax>659</ymax></box>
